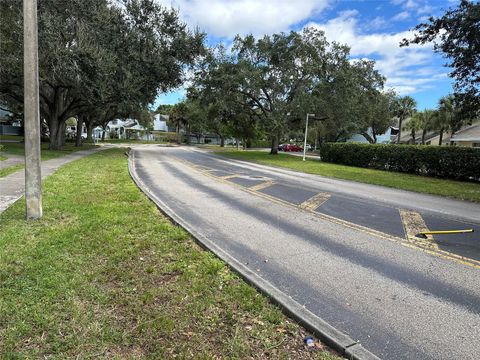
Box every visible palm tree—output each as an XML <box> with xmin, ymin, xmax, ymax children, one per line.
<box><xmin>404</xmin><ymin>112</ymin><xmax>422</xmax><ymax>144</ymax></box>
<box><xmin>420</xmin><ymin>109</ymin><xmax>436</xmax><ymax>144</ymax></box>
<box><xmin>435</xmin><ymin>95</ymin><xmax>456</xmax><ymax>145</ymax></box>
<box><xmin>394</xmin><ymin>95</ymin><xmax>417</xmax><ymax>143</ymax></box>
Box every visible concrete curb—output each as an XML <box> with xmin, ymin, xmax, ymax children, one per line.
<box><xmin>128</xmin><ymin>149</ymin><xmax>381</xmax><ymax>360</ymax></box>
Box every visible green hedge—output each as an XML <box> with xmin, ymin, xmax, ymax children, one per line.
<box><xmin>320</xmin><ymin>143</ymin><xmax>480</xmax><ymax>181</ymax></box>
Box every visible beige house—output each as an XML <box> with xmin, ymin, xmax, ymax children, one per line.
<box><xmin>450</xmin><ymin>123</ymin><xmax>480</xmax><ymax>147</ymax></box>
<box><xmin>397</xmin><ymin>119</ymin><xmax>480</xmax><ymax>147</ymax></box>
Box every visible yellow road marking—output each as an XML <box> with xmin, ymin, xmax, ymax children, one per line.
<box><xmin>299</xmin><ymin>192</ymin><xmax>331</xmax><ymax>211</ymax></box>
<box><xmin>249</xmin><ymin>180</ymin><xmax>274</xmax><ymax>191</ymax></box>
<box><xmin>400</xmin><ymin>209</ymin><xmax>439</xmax><ymax>250</ymax></box>
<box><xmin>221</xmin><ymin>174</ymin><xmax>239</xmax><ymax>180</ymax></box>
<box><xmin>173</xmin><ymin>157</ymin><xmax>480</xmax><ymax>269</ymax></box>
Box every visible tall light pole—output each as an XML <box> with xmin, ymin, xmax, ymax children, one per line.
<box><xmin>24</xmin><ymin>0</ymin><xmax>42</xmax><ymax>219</ymax></box>
<box><xmin>303</xmin><ymin>113</ymin><xmax>315</xmax><ymax>161</ymax></box>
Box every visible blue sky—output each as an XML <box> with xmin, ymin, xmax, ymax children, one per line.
<box><xmin>154</xmin><ymin>0</ymin><xmax>458</xmax><ymax>110</ymax></box>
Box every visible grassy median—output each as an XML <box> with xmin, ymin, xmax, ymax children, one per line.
<box><xmin>217</xmin><ymin>150</ymin><xmax>480</xmax><ymax>202</ymax></box>
<box><xmin>0</xmin><ymin>148</ymin><xmax>338</xmax><ymax>359</ymax></box>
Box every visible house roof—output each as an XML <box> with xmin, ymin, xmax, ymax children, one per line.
<box><xmin>450</xmin><ymin>123</ymin><xmax>480</xmax><ymax>142</ymax></box>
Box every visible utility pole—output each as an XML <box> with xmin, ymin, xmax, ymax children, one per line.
<box><xmin>24</xmin><ymin>0</ymin><xmax>42</xmax><ymax>219</ymax></box>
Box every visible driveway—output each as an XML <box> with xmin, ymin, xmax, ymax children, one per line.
<box><xmin>131</xmin><ymin>145</ymin><xmax>480</xmax><ymax>360</ymax></box>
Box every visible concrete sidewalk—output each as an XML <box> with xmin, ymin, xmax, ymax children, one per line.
<box><xmin>0</xmin><ymin>147</ymin><xmax>104</xmax><ymax>214</ymax></box>
<box><xmin>0</xmin><ymin>154</ymin><xmax>24</xmax><ymax>170</ymax></box>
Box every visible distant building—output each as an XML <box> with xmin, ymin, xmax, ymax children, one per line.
<box><xmin>396</xmin><ymin>120</ymin><xmax>480</xmax><ymax>147</ymax></box>
<box><xmin>0</xmin><ymin>108</ymin><xmax>23</xmax><ymax>136</ymax></box>
<box><xmin>346</xmin><ymin>126</ymin><xmax>398</xmax><ymax>144</ymax></box>
<box><xmin>104</xmin><ymin>119</ymin><xmax>152</xmax><ymax>140</ymax></box>
<box><xmin>153</xmin><ymin>114</ymin><xmax>171</xmax><ymax>132</ymax></box>
<box><xmin>450</xmin><ymin>123</ymin><xmax>480</xmax><ymax>147</ymax></box>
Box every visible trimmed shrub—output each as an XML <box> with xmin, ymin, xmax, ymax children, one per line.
<box><xmin>320</xmin><ymin>143</ymin><xmax>480</xmax><ymax>181</ymax></box>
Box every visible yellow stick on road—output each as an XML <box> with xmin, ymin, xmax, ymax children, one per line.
<box><xmin>418</xmin><ymin>229</ymin><xmax>474</xmax><ymax>236</ymax></box>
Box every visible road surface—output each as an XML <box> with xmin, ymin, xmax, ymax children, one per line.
<box><xmin>131</xmin><ymin>145</ymin><xmax>480</xmax><ymax>360</ymax></box>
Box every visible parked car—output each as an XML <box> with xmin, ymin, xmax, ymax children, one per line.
<box><xmin>278</xmin><ymin>144</ymin><xmax>285</xmax><ymax>151</ymax></box>
<box><xmin>283</xmin><ymin>143</ymin><xmax>303</xmax><ymax>152</ymax></box>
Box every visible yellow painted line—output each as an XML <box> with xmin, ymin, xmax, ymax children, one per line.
<box><xmin>221</xmin><ymin>174</ymin><xmax>240</xmax><ymax>180</ymax></box>
<box><xmin>173</xmin><ymin>157</ymin><xmax>480</xmax><ymax>270</ymax></box>
<box><xmin>400</xmin><ymin>209</ymin><xmax>438</xmax><ymax>250</ymax></box>
<box><xmin>249</xmin><ymin>180</ymin><xmax>274</xmax><ymax>191</ymax></box>
<box><xmin>299</xmin><ymin>192</ymin><xmax>331</xmax><ymax>211</ymax></box>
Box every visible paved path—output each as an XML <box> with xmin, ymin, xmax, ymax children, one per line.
<box><xmin>0</xmin><ymin>154</ymin><xmax>24</xmax><ymax>170</ymax></box>
<box><xmin>0</xmin><ymin>147</ymin><xmax>104</xmax><ymax>214</ymax></box>
<box><xmin>131</xmin><ymin>145</ymin><xmax>480</xmax><ymax>360</ymax></box>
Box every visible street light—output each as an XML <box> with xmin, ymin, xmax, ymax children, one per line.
<box><xmin>303</xmin><ymin>113</ymin><xmax>315</xmax><ymax>161</ymax></box>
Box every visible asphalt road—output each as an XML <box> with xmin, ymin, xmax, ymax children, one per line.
<box><xmin>132</xmin><ymin>145</ymin><xmax>480</xmax><ymax>360</ymax></box>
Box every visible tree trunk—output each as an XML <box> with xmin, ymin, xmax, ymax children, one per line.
<box><xmin>270</xmin><ymin>135</ymin><xmax>279</xmax><ymax>155</ymax></box>
<box><xmin>361</xmin><ymin>132</ymin><xmax>375</xmax><ymax>144</ymax></box>
<box><xmin>421</xmin><ymin>128</ymin><xmax>427</xmax><ymax>145</ymax></box>
<box><xmin>397</xmin><ymin>117</ymin><xmax>403</xmax><ymax>144</ymax></box>
<box><xmin>220</xmin><ymin>136</ymin><xmax>225</xmax><ymax>147</ymax></box>
<box><xmin>85</xmin><ymin>120</ymin><xmax>93</xmax><ymax>143</ymax></box>
<box><xmin>438</xmin><ymin>128</ymin><xmax>443</xmax><ymax>146</ymax></box>
<box><xmin>101</xmin><ymin>125</ymin><xmax>106</xmax><ymax>141</ymax></box>
<box><xmin>411</xmin><ymin>129</ymin><xmax>416</xmax><ymax>144</ymax></box>
<box><xmin>48</xmin><ymin>117</ymin><xmax>65</xmax><ymax>150</ymax></box>
<box><xmin>75</xmin><ymin>116</ymin><xmax>83</xmax><ymax>147</ymax></box>
<box><xmin>60</xmin><ymin>122</ymin><xmax>66</xmax><ymax>146</ymax></box>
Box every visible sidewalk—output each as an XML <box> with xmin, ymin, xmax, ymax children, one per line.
<box><xmin>0</xmin><ymin>147</ymin><xmax>105</xmax><ymax>214</ymax></box>
<box><xmin>0</xmin><ymin>154</ymin><xmax>24</xmax><ymax>170</ymax></box>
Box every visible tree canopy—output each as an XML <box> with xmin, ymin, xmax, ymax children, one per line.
<box><xmin>401</xmin><ymin>0</ymin><xmax>480</xmax><ymax>116</ymax></box>
<box><xmin>0</xmin><ymin>0</ymin><xmax>204</xmax><ymax>148</ymax></box>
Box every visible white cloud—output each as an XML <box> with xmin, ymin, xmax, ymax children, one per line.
<box><xmin>305</xmin><ymin>11</ymin><xmax>440</xmax><ymax>95</ymax></box>
<box><xmin>158</xmin><ymin>0</ymin><xmax>329</xmax><ymax>38</ymax></box>
<box><xmin>416</xmin><ymin>5</ymin><xmax>433</xmax><ymax>14</ymax></box>
<box><xmin>367</xmin><ymin>16</ymin><xmax>388</xmax><ymax>30</ymax></box>
<box><xmin>392</xmin><ymin>11</ymin><xmax>410</xmax><ymax>21</ymax></box>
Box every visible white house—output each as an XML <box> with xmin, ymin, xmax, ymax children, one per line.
<box><xmin>104</xmin><ymin>119</ymin><xmax>153</xmax><ymax>140</ymax></box>
<box><xmin>153</xmin><ymin>114</ymin><xmax>170</xmax><ymax>132</ymax></box>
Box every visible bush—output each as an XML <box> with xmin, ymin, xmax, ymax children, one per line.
<box><xmin>152</xmin><ymin>131</ymin><xmax>180</xmax><ymax>143</ymax></box>
<box><xmin>320</xmin><ymin>143</ymin><xmax>480</xmax><ymax>181</ymax></box>
<box><xmin>0</xmin><ymin>144</ymin><xmax>4</xmax><ymax>152</ymax></box>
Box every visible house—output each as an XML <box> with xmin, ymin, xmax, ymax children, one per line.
<box><xmin>104</xmin><ymin>119</ymin><xmax>153</xmax><ymax>140</ymax></box>
<box><xmin>450</xmin><ymin>123</ymin><xmax>480</xmax><ymax>147</ymax></box>
<box><xmin>396</xmin><ymin>120</ymin><xmax>480</xmax><ymax>147</ymax></box>
<box><xmin>346</xmin><ymin>126</ymin><xmax>398</xmax><ymax>144</ymax></box>
<box><xmin>153</xmin><ymin>114</ymin><xmax>171</xmax><ymax>132</ymax></box>
<box><xmin>0</xmin><ymin>108</ymin><xmax>23</xmax><ymax>136</ymax></box>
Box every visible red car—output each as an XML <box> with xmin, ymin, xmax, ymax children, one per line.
<box><xmin>283</xmin><ymin>144</ymin><xmax>303</xmax><ymax>152</ymax></box>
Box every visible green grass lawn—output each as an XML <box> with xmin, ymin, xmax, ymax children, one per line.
<box><xmin>0</xmin><ymin>154</ymin><xmax>7</xmax><ymax>161</ymax></box>
<box><xmin>217</xmin><ymin>150</ymin><xmax>480</xmax><ymax>202</ymax></box>
<box><xmin>0</xmin><ymin>148</ymin><xmax>338</xmax><ymax>359</ymax></box>
<box><xmin>0</xmin><ymin>135</ymin><xmax>24</xmax><ymax>141</ymax></box>
<box><xmin>0</xmin><ymin>141</ymin><xmax>97</xmax><ymax>160</ymax></box>
<box><xmin>0</xmin><ymin>142</ymin><xmax>98</xmax><ymax>178</ymax></box>
<box><xmin>0</xmin><ymin>164</ymin><xmax>24</xmax><ymax>178</ymax></box>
